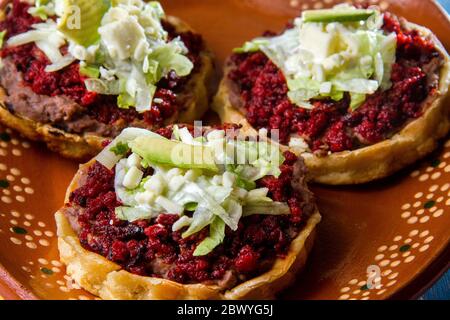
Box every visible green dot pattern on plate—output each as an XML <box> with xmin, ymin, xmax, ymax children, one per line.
<box><xmin>0</xmin><ymin>180</ymin><xmax>9</xmax><ymax>188</ymax></box>
<box><xmin>424</xmin><ymin>200</ymin><xmax>436</xmax><ymax>209</ymax></box>
<box><xmin>0</xmin><ymin>132</ymin><xmax>10</xmax><ymax>142</ymax></box>
<box><xmin>40</xmin><ymin>268</ymin><xmax>54</xmax><ymax>275</ymax></box>
<box><xmin>400</xmin><ymin>244</ymin><xmax>411</xmax><ymax>252</ymax></box>
<box><xmin>12</xmin><ymin>226</ymin><xmax>27</xmax><ymax>235</ymax></box>
<box><xmin>430</xmin><ymin>159</ymin><xmax>441</xmax><ymax>167</ymax></box>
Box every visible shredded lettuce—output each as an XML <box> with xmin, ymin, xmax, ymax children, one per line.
<box><xmin>85</xmin><ymin>78</ymin><xmax>121</xmax><ymax>95</ymax></box>
<box><xmin>188</xmin><ymin>183</ymin><xmax>238</xmax><ymax>231</ymax></box>
<box><xmin>182</xmin><ymin>205</ymin><xmax>216</xmax><ymax>239</ymax></box>
<box><xmin>105</xmin><ymin>128</ymin><xmax>297</xmax><ymax>256</ymax></box>
<box><xmin>45</xmin><ymin>55</ymin><xmax>76</xmax><ymax>73</ymax></box>
<box><xmin>28</xmin><ymin>0</ymin><xmax>55</xmax><ymax>20</ymax></box>
<box><xmin>148</xmin><ymin>44</ymin><xmax>193</xmax><ymax>77</ymax></box>
<box><xmin>172</xmin><ymin>216</ymin><xmax>193</xmax><ymax>232</ymax></box>
<box><xmin>236</xmin><ymin>176</ymin><xmax>256</xmax><ymax>191</ymax></box>
<box><xmin>246</xmin><ymin>188</ymin><xmax>272</xmax><ymax>204</ymax></box>
<box><xmin>379</xmin><ymin>33</ymin><xmax>397</xmax><ymax>90</ymax></box>
<box><xmin>243</xmin><ymin>202</ymin><xmax>291</xmax><ymax>216</ymax></box>
<box><xmin>185</xmin><ymin>202</ymin><xmax>198</xmax><ymax>211</ymax></box>
<box><xmin>234</xmin><ymin>5</ymin><xmax>397</xmax><ymax>111</ymax></box>
<box><xmin>193</xmin><ymin>217</ymin><xmax>226</xmax><ymax>256</ymax></box>
<box><xmin>37</xmin><ymin>0</ymin><xmax>51</xmax><ymax>6</ymax></box>
<box><xmin>6</xmin><ymin>0</ymin><xmax>194</xmax><ymax>113</ymax></box>
<box><xmin>28</xmin><ymin>6</ymin><xmax>50</xmax><ymax>20</ymax></box>
<box><xmin>350</xmin><ymin>93</ymin><xmax>367</xmax><ymax>110</ymax></box>
<box><xmin>117</xmin><ymin>93</ymin><xmax>135</xmax><ymax>109</ymax></box>
<box><xmin>223</xmin><ymin>199</ymin><xmax>243</xmax><ymax>227</ymax></box>
<box><xmin>332</xmin><ymin>79</ymin><xmax>379</xmax><ymax>94</ymax></box>
<box><xmin>6</xmin><ymin>19</ymin><xmax>76</xmax><ymax>73</ymax></box>
<box><xmin>89</xmin><ymin>1</ymin><xmax>192</xmax><ymax>111</ymax></box>
<box><xmin>206</xmin><ymin>185</ymin><xmax>234</xmax><ymax>204</ymax></box>
<box><xmin>80</xmin><ymin>65</ymin><xmax>100</xmax><ymax>78</ymax></box>
<box><xmin>7</xmin><ymin>21</ymin><xmax>66</xmax><ymax>65</ymax></box>
<box><xmin>115</xmin><ymin>206</ymin><xmax>153</xmax><ymax>222</ymax></box>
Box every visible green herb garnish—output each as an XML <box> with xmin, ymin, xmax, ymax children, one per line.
<box><xmin>111</xmin><ymin>142</ymin><xmax>130</xmax><ymax>156</ymax></box>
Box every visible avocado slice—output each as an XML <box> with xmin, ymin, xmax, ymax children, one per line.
<box><xmin>302</xmin><ymin>8</ymin><xmax>375</xmax><ymax>23</ymax></box>
<box><xmin>57</xmin><ymin>0</ymin><xmax>110</xmax><ymax>47</ymax></box>
<box><xmin>130</xmin><ymin>136</ymin><xmax>219</xmax><ymax>173</ymax></box>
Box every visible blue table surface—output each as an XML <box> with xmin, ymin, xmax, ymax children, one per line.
<box><xmin>420</xmin><ymin>0</ymin><xmax>450</xmax><ymax>301</ymax></box>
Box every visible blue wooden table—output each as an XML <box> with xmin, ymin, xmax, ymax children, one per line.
<box><xmin>420</xmin><ymin>0</ymin><xmax>450</xmax><ymax>301</ymax></box>
<box><xmin>421</xmin><ymin>270</ymin><xmax>449</xmax><ymax>300</ymax></box>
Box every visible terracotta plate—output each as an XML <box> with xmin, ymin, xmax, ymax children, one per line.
<box><xmin>0</xmin><ymin>0</ymin><xmax>449</xmax><ymax>300</ymax></box>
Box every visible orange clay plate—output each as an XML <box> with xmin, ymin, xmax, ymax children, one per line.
<box><xmin>0</xmin><ymin>0</ymin><xmax>449</xmax><ymax>300</ymax></box>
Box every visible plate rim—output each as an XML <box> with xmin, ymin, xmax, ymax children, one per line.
<box><xmin>0</xmin><ymin>0</ymin><xmax>449</xmax><ymax>301</ymax></box>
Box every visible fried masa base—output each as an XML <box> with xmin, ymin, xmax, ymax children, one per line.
<box><xmin>55</xmin><ymin>160</ymin><xmax>321</xmax><ymax>300</ymax></box>
<box><xmin>213</xmin><ymin>21</ymin><xmax>450</xmax><ymax>185</ymax></box>
<box><xmin>0</xmin><ymin>15</ymin><xmax>215</xmax><ymax>161</ymax></box>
